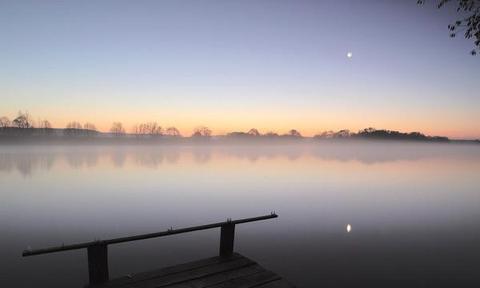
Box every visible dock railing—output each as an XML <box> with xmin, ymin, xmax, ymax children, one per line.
<box><xmin>22</xmin><ymin>213</ymin><xmax>278</xmax><ymax>285</ymax></box>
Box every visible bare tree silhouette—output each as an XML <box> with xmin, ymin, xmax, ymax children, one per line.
<box><xmin>146</xmin><ymin>122</ymin><xmax>163</xmax><ymax>135</ymax></box>
<box><xmin>314</xmin><ymin>131</ymin><xmax>335</xmax><ymax>139</ymax></box>
<box><xmin>37</xmin><ymin>119</ymin><xmax>52</xmax><ymax>135</ymax></box>
<box><xmin>314</xmin><ymin>130</ymin><xmax>350</xmax><ymax>139</ymax></box>
<box><xmin>335</xmin><ymin>129</ymin><xmax>351</xmax><ymax>138</ymax></box>
<box><xmin>110</xmin><ymin>122</ymin><xmax>125</xmax><ymax>136</ymax></box>
<box><xmin>66</xmin><ymin>121</ymin><xmax>82</xmax><ymax>129</ymax></box>
<box><xmin>132</xmin><ymin>124</ymin><xmax>140</xmax><ymax>135</ymax></box>
<box><xmin>12</xmin><ymin>111</ymin><xmax>33</xmax><ymax>128</ymax></box>
<box><xmin>286</xmin><ymin>129</ymin><xmax>302</xmax><ymax>137</ymax></box>
<box><xmin>166</xmin><ymin>127</ymin><xmax>181</xmax><ymax>137</ymax></box>
<box><xmin>192</xmin><ymin>126</ymin><xmax>212</xmax><ymax>137</ymax></box>
<box><xmin>65</xmin><ymin>121</ymin><xmax>83</xmax><ymax>136</ymax></box>
<box><xmin>226</xmin><ymin>128</ymin><xmax>263</xmax><ymax>138</ymax></box>
<box><xmin>82</xmin><ymin>123</ymin><xmax>97</xmax><ymax>136</ymax></box>
<box><xmin>39</xmin><ymin>120</ymin><xmax>52</xmax><ymax>129</ymax></box>
<box><xmin>0</xmin><ymin>116</ymin><xmax>11</xmax><ymax>129</ymax></box>
<box><xmin>248</xmin><ymin>128</ymin><xmax>261</xmax><ymax>136</ymax></box>
<box><xmin>265</xmin><ymin>131</ymin><xmax>279</xmax><ymax>137</ymax></box>
<box><xmin>133</xmin><ymin>122</ymin><xmax>163</xmax><ymax>136</ymax></box>
<box><xmin>84</xmin><ymin>123</ymin><xmax>97</xmax><ymax>131</ymax></box>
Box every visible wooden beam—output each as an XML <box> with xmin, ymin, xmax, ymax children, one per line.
<box><xmin>87</xmin><ymin>243</ymin><xmax>109</xmax><ymax>285</ymax></box>
<box><xmin>22</xmin><ymin>213</ymin><xmax>278</xmax><ymax>257</ymax></box>
<box><xmin>219</xmin><ymin>223</ymin><xmax>235</xmax><ymax>257</ymax></box>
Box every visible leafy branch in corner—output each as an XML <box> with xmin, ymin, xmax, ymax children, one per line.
<box><xmin>418</xmin><ymin>0</ymin><xmax>480</xmax><ymax>55</ymax></box>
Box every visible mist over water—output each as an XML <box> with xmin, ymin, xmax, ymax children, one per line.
<box><xmin>1</xmin><ymin>142</ymin><xmax>479</xmax><ymax>287</ymax></box>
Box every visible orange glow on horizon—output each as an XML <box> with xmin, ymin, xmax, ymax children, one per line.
<box><xmin>0</xmin><ymin>106</ymin><xmax>478</xmax><ymax>139</ymax></box>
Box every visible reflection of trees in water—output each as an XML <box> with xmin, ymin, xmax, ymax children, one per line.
<box><xmin>310</xmin><ymin>145</ymin><xmax>403</xmax><ymax>164</ymax></box>
<box><xmin>245</xmin><ymin>154</ymin><xmax>260</xmax><ymax>162</ymax></box>
<box><xmin>134</xmin><ymin>151</ymin><xmax>164</xmax><ymax>168</ymax></box>
<box><xmin>310</xmin><ymin>144</ymin><xmax>422</xmax><ymax>164</ymax></box>
<box><xmin>65</xmin><ymin>151</ymin><xmax>100</xmax><ymax>168</ymax></box>
<box><xmin>133</xmin><ymin>149</ymin><xmax>181</xmax><ymax>167</ymax></box>
<box><xmin>218</xmin><ymin>143</ymin><xmax>441</xmax><ymax>164</ymax></box>
<box><xmin>16</xmin><ymin>157</ymin><xmax>37</xmax><ymax>176</ymax></box>
<box><xmin>217</xmin><ymin>146</ymin><xmax>304</xmax><ymax>162</ymax></box>
<box><xmin>0</xmin><ymin>153</ymin><xmax>15</xmax><ymax>173</ymax></box>
<box><xmin>190</xmin><ymin>143</ymin><xmax>479</xmax><ymax>164</ymax></box>
<box><xmin>110</xmin><ymin>151</ymin><xmax>126</xmax><ymax>168</ymax></box>
<box><xmin>85</xmin><ymin>152</ymin><xmax>99</xmax><ymax>167</ymax></box>
<box><xmin>1</xmin><ymin>144</ymin><xmax>477</xmax><ymax>176</ymax></box>
<box><xmin>0</xmin><ymin>152</ymin><xmax>55</xmax><ymax>177</ymax></box>
<box><xmin>65</xmin><ymin>152</ymin><xmax>84</xmax><ymax>168</ymax></box>
<box><xmin>0</xmin><ymin>148</ymin><xmax>183</xmax><ymax>175</ymax></box>
<box><xmin>192</xmin><ymin>148</ymin><xmax>212</xmax><ymax>164</ymax></box>
<box><xmin>308</xmin><ymin>142</ymin><xmax>480</xmax><ymax>164</ymax></box>
<box><xmin>286</xmin><ymin>151</ymin><xmax>302</xmax><ymax>161</ymax></box>
<box><xmin>0</xmin><ymin>149</ymin><xmax>103</xmax><ymax>176</ymax></box>
<box><xmin>165</xmin><ymin>151</ymin><xmax>180</xmax><ymax>164</ymax></box>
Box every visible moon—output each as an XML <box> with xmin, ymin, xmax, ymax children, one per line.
<box><xmin>346</xmin><ymin>224</ymin><xmax>352</xmax><ymax>232</ymax></box>
<box><xmin>347</xmin><ymin>52</ymin><xmax>353</xmax><ymax>59</ymax></box>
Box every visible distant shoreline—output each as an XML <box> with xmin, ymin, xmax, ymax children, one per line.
<box><xmin>0</xmin><ymin>127</ymin><xmax>478</xmax><ymax>145</ymax></box>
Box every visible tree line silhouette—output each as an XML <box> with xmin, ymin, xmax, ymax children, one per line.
<box><xmin>0</xmin><ymin>112</ymin><xmax>216</xmax><ymax>138</ymax></box>
<box><xmin>0</xmin><ymin>111</ymin><xmax>184</xmax><ymax>137</ymax></box>
<box><xmin>0</xmin><ymin>111</ymin><xmax>454</xmax><ymax>141</ymax></box>
<box><xmin>313</xmin><ymin>128</ymin><xmax>449</xmax><ymax>141</ymax></box>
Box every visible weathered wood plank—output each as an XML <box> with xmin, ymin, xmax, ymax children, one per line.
<box><xmin>127</xmin><ymin>257</ymin><xmax>255</xmax><ymax>288</ymax></box>
<box><xmin>90</xmin><ymin>254</ymin><xmax>295</xmax><ymax>288</ymax></box>
<box><xmin>91</xmin><ymin>254</ymin><xmax>243</xmax><ymax>288</ymax></box>
<box><xmin>255</xmin><ymin>279</ymin><xmax>296</xmax><ymax>288</ymax></box>
<box><xmin>165</xmin><ymin>265</ymin><xmax>266</xmax><ymax>288</ymax></box>
<box><xmin>205</xmin><ymin>270</ymin><xmax>281</xmax><ymax>288</ymax></box>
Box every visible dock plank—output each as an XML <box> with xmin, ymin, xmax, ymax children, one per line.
<box><xmin>90</xmin><ymin>254</ymin><xmax>294</xmax><ymax>288</ymax></box>
<box><xmin>92</xmin><ymin>254</ymin><xmax>244</xmax><ymax>288</ymax></box>
<box><xmin>256</xmin><ymin>279</ymin><xmax>296</xmax><ymax>288</ymax></box>
<box><xmin>206</xmin><ymin>270</ymin><xmax>280</xmax><ymax>288</ymax></box>
<box><xmin>166</xmin><ymin>265</ymin><xmax>266</xmax><ymax>288</ymax></box>
<box><xmin>128</xmin><ymin>257</ymin><xmax>255</xmax><ymax>288</ymax></box>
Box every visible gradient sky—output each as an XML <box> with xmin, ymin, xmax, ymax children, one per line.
<box><xmin>0</xmin><ymin>0</ymin><xmax>478</xmax><ymax>138</ymax></box>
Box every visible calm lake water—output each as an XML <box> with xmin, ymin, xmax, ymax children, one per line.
<box><xmin>1</xmin><ymin>142</ymin><xmax>479</xmax><ymax>287</ymax></box>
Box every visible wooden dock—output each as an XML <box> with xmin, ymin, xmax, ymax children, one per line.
<box><xmin>89</xmin><ymin>253</ymin><xmax>293</xmax><ymax>288</ymax></box>
<box><xmin>22</xmin><ymin>213</ymin><xmax>295</xmax><ymax>287</ymax></box>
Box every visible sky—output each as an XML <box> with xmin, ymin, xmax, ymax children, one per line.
<box><xmin>0</xmin><ymin>0</ymin><xmax>478</xmax><ymax>138</ymax></box>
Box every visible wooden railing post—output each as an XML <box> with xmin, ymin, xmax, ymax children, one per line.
<box><xmin>23</xmin><ymin>214</ymin><xmax>278</xmax><ymax>285</ymax></box>
<box><xmin>219</xmin><ymin>223</ymin><xmax>235</xmax><ymax>257</ymax></box>
<box><xmin>87</xmin><ymin>243</ymin><xmax>109</xmax><ymax>285</ymax></box>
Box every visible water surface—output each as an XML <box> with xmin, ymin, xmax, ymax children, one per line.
<box><xmin>1</xmin><ymin>142</ymin><xmax>479</xmax><ymax>287</ymax></box>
